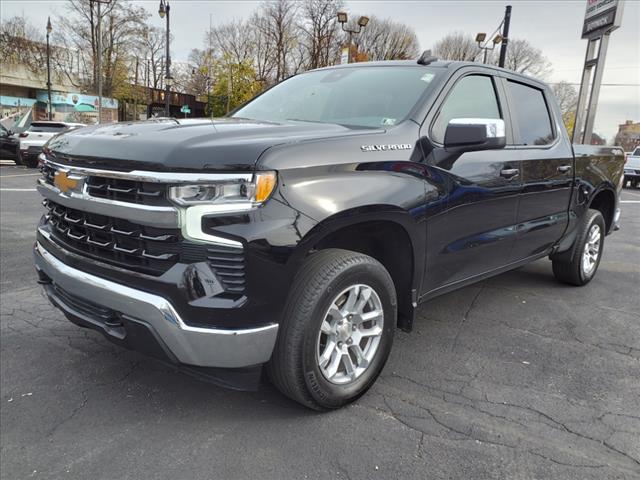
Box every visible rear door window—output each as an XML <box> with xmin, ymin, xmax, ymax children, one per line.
<box><xmin>507</xmin><ymin>81</ymin><xmax>554</xmax><ymax>145</ymax></box>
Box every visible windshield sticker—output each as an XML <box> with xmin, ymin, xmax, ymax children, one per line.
<box><xmin>381</xmin><ymin>118</ymin><xmax>397</xmax><ymax>126</ymax></box>
<box><xmin>420</xmin><ymin>73</ymin><xmax>435</xmax><ymax>83</ymax></box>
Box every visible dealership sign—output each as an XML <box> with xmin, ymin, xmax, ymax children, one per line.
<box><xmin>582</xmin><ymin>0</ymin><xmax>624</xmax><ymax>38</ymax></box>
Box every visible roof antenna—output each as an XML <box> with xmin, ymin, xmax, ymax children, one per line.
<box><xmin>417</xmin><ymin>50</ymin><xmax>437</xmax><ymax>66</ymax></box>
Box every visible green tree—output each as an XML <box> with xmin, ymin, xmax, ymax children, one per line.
<box><xmin>209</xmin><ymin>59</ymin><xmax>262</xmax><ymax>117</ymax></box>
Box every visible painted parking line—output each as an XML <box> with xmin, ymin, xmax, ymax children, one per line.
<box><xmin>0</xmin><ymin>173</ymin><xmax>41</xmax><ymax>178</ymax></box>
<box><xmin>620</xmin><ymin>200</ymin><xmax>640</xmax><ymax>204</ymax></box>
<box><xmin>0</xmin><ymin>160</ymin><xmax>17</xmax><ymax>165</ymax></box>
<box><xmin>0</xmin><ymin>188</ymin><xmax>37</xmax><ymax>192</ymax></box>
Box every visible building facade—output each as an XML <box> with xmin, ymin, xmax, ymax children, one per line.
<box><xmin>615</xmin><ymin>120</ymin><xmax>640</xmax><ymax>152</ymax></box>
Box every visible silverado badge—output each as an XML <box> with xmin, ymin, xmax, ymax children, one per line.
<box><xmin>54</xmin><ymin>171</ymin><xmax>79</xmax><ymax>194</ymax></box>
<box><xmin>361</xmin><ymin>144</ymin><xmax>412</xmax><ymax>152</ymax></box>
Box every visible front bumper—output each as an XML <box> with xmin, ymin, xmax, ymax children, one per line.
<box><xmin>34</xmin><ymin>241</ymin><xmax>278</xmax><ymax>369</ymax></box>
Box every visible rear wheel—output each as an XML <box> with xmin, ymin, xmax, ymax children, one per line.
<box><xmin>23</xmin><ymin>155</ymin><xmax>39</xmax><ymax>168</ymax></box>
<box><xmin>15</xmin><ymin>149</ymin><xmax>23</xmax><ymax>166</ymax></box>
<box><xmin>552</xmin><ymin>209</ymin><xmax>605</xmax><ymax>286</ymax></box>
<box><xmin>268</xmin><ymin>249</ymin><xmax>396</xmax><ymax>410</ymax></box>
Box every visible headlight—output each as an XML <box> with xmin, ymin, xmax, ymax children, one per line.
<box><xmin>168</xmin><ymin>171</ymin><xmax>277</xmax><ymax>207</ymax></box>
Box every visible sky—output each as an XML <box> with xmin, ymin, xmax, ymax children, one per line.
<box><xmin>2</xmin><ymin>0</ymin><xmax>639</xmax><ymax>141</ymax></box>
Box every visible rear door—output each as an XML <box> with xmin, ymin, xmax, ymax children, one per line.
<box><xmin>503</xmin><ymin>79</ymin><xmax>574</xmax><ymax>260</ymax></box>
<box><xmin>421</xmin><ymin>71</ymin><xmax>522</xmax><ymax>292</ymax></box>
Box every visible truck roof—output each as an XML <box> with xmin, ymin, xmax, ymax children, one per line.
<box><xmin>313</xmin><ymin>59</ymin><xmax>548</xmax><ymax>89</ymax></box>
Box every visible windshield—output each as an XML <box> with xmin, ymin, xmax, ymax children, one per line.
<box><xmin>233</xmin><ymin>66</ymin><xmax>441</xmax><ymax>128</ymax></box>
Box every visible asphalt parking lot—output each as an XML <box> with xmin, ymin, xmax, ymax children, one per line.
<box><xmin>1</xmin><ymin>162</ymin><xmax>639</xmax><ymax>480</ymax></box>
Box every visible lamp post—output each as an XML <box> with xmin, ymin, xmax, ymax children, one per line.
<box><xmin>159</xmin><ymin>0</ymin><xmax>171</xmax><ymax>117</ymax></box>
<box><xmin>336</xmin><ymin>12</ymin><xmax>369</xmax><ymax>63</ymax></box>
<box><xmin>46</xmin><ymin>17</ymin><xmax>52</xmax><ymax>120</ymax></box>
<box><xmin>475</xmin><ymin>32</ymin><xmax>503</xmax><ymax>64</ymax></box>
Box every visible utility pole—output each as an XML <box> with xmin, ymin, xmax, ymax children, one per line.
<box><xmin>97</xmin><ymin>1</ymin><xmax>102</xmax><ymax>123</ymax></box>
<box><xmin>498</xmin><ymin>5</ymin><xmax>512</xmax><ymax>68</ymax></box>
<box><xmin>46</xmin><ymin>17</ymin><xmax>52</xmax><ymax>120</ymax></box>
<box><xmin>209</xmin><ymin>13</ymin><xmax>213</xmax><ymax>119</ymax></box>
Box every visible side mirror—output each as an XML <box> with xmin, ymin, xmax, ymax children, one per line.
<box><xmin>444</xmin><ymin>118</ymin><xmax>506</xmax><ymax>153</ymax></box>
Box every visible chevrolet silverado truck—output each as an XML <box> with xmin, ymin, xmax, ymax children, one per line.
<box><xmin>34</xmin><ymin>58</ymin><xmax>625</xmax><ymax>410</ymax></box>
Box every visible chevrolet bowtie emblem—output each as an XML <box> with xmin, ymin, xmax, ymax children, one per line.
<box><xmin>54</xmin><ymin>171</ymin><xmax>78</xmax><ymax>193</ymax></box>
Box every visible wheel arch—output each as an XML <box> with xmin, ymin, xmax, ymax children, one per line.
<box><xmin>589</xmin><ymin>186</ymin><xmax>616</xmax><ymax>234</ymax></box>
<box><xmin>292</xmin><ymin>205</ymin><xmax>424</xmax><ymax>331</ymax></box>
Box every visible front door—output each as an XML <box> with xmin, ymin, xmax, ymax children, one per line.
<box><xmin>421</xmin><ymin>73</ymin><xmax>522</xmax><ymax>293</ymax></box>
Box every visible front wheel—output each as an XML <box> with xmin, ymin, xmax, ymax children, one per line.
<box><xmin>552</xmin><ymin>209</ymin><xmax>605</xmax><ymax>286</ymax></box>
<box><xmin>268</xmin><ymin>249</ymin><xmax>396</xmax><ymax>410</ymax></box>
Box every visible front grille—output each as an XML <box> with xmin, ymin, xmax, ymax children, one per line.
<box><xmin>41</xmin><ymin>163</ymin><xmax>169</xmax><ymax>206</ymax></box>
<box><xmin>45</xmin><ymin>199</ymin><xmax>187</xmax><ymax>275</ymax></box>
<box><xmin>85</xmin><ymin>176</ymin><xmax>169</xmax><ymax>206</ymax></box>
<box><xmin>206</xmin><ymin>246</ymin><xmax>246</xmax><ymax>294</ymax></box>
<box><xmin>44</xmin><ymin>200</ymin><xmax>247</xmax><ymax>296</ymax></box>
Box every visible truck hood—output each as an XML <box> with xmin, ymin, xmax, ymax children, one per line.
<box><xmin>46</xmin><ymin>118</ymin><xmax>381</xmax><ymax>172</ymax></box>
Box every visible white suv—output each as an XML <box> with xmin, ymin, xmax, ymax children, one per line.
<box><xmin>18</xmin><ymin>121</ymin><xmax>85</xmax><ymax>168</ymax></box>
<box><xmin>624</xmin><ymin>146</ymin><xmax>640</xmax><ymax>188</ymax></box>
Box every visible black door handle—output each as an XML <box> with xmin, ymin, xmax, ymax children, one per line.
<box><xmin>557</xmin><ymin>165</ymin><xmax>572</xmax><ymax>173</ymax></box>
<box><xmin>500</xmin><ymin>168</ymin><xmax>519</xmax><ymax>179</ymax></box>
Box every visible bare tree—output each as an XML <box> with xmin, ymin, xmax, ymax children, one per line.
<box><xmin>249</xmin><ymin>12</ymin><xmax>276</xmax><ymax>83</ymax></box>
<box><xmin>351</xmin><ymin>16</ymin><xmax>420</xmax><ymax>61</ymax></box>
<box><xmin>432</xmin><ymin>31</ymin><xmax>479</xmax><ymax>61</ymax></box>
<box><xmin>552</xmin><ymin>80</ymin><xmax>578</xmax><ymax>136</ymax></box>
<box><xmin>56</xmin><ymin>0</ymin><xmax>149</xmax><ymax>97</ymax></box>
<box><xmin>491</xmin><ymin>38</ymin><xmax>552</xmax><ymax>78</ymax></box>
<box><xmin>258</xmin><ymin>0</ymin><xmax>300</xmax><ymax>82</ymax></box>
<box><xmin>0</xmin><ymin>16</ymin><xmax>79</xmax><ymax>85</ymax></box>
<box><xmin>552</xmin><ymin>81</ymin><xmax>578</xmax><ymax>117</ymax></box>
<box><xmin>299</xmin><ymin>0</ymin><xmax>343</xmax><ymax>69</ymax></box>
<box><xmin>209</xmin><ymin>19</ymin><xmax>254</xmax><ymax>65</ymax></box>
<box><xmin>137</xmin><ymin>25</ymin><xmax>165</xmax><ymax>90</ymax></box>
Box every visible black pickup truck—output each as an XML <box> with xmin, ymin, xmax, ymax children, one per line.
<box><xmin>34</xmin><ymin>58</ymin><xmax>625</xmax><ymax>410</ymax></box>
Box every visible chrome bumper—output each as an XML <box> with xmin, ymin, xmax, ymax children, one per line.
<box><xmin>34</xmin><ymin>242</ymin><xmax>278</xmax><ymax>368</ymax></box>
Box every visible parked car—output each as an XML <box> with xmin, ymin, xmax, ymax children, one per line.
<box><xmin>34</xmin><ymin>58</ymin><xmax>625</xmax><ymax>410</ymax></box>
<box><xmin>0</xmin><ymin>124</ymin><xmax>19</xmax><ymax>160</ymax></box>
<box><xmin>18</xmin><ymin>121</ymin><xmax>85</xmax><ymax>168</ymax></box>
<box><xmin>624</xmin><ymin>146</ymin><xmax>640</xmax><ymax>188</ymax></box>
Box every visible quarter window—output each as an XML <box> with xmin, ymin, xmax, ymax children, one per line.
<box><xmin>431</xmin><ymin>75</ymin><xmax>501</xmax><ymax>144</ymax></box>
<box><xmin>507</xmin><ymin>81</ymin><xmax>554</xmax><ymax>145</ymax></box>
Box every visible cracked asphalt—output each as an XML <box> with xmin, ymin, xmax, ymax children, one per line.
<box><xmin>1</xmin><ymin>163</ymin><xmax>639</xmax><ymax>480</ymax></box>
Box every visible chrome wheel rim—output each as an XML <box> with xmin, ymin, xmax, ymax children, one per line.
<box><xmin>582</xmin><ymin>224</ymin><xmax>601</xmax><ymax>277</ymax></box>
<box><xmin>316</xmin><ymin>284</ymin><xmax>384</xmax><ymax>385</ymax></box>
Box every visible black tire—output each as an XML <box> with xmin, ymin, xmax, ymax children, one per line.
<box><xmin>15</xmin><ymin>149</ymin><xmax>23</xmax><ymax>166</ymax></box>
<box><xmin>632</xmin><ymin>179</ymin><xmax>639</xmax><ymax>189</ymax></box>
<box><xmin>23</xmin><ymin>155</ymin><xmax>39</xmax><ymax>168</ymax></box>
<box><xmin>552</xmin><ymin>209</ymin><xmax>605</xmax><ymax>286</ymax></box>
<box><xmin>268</xmin><ymin>249</ymin><xmax>396</xmax><ymax>410</ymax></box>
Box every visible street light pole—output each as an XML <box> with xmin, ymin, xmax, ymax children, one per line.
<box><xmin>475</xmin><ymin>32</ymin><xmax>503</xmax><ymax>65</ymax></box>
<box><xmin>337</xmin><ymin>12</ymin><xmax>369</xmax><ymax>64</ymax></box>
<box><xmin>498</xmin><ymin>5</ymin><xmax>512</xmax><ymax>68</ymax></box>
<box><xmin>159</xmin><ymin>0</ymin><xmax>171</xmax><ymax>117</ymax></box>
<box><xmin>46</xmin><ymin>17</ymin><xmax>52</xmax><ymax>121</ymax></box>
